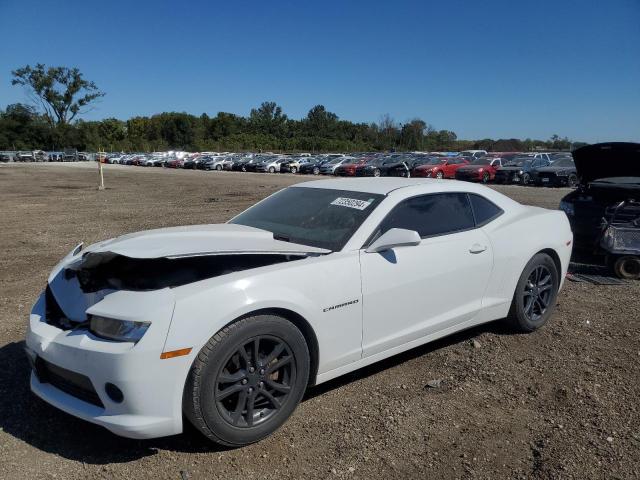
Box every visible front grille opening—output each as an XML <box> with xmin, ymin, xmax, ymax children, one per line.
<box><xmin>35</xmin><ymin>357</ymin><xmax>104</xmax><ymax>408</ymax></box>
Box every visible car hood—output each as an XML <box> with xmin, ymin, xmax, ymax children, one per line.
<box><xmin>573</xmin><ymin>142</ymin><xmax>640</xmax><ymax>184</ymax></box>
<box><xmin>81</xmin><ymin>224</ymin><xmax>330</xmax><ymax>260</ymax></box>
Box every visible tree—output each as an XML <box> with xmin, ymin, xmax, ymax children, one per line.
<box><xmin>249</xmin><ymin>101</ymin><xmax>288</xmax><ymax>136</ymax></box>
<box><xmin>11</xmin><ymin>64</ymin><xmax>105</xmax><ymax>126</ymax></box>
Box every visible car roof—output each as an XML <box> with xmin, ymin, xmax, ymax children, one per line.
<box><xmin>292</xmin><ymin>177</ymin><xmax>509</xmax><ymax>198</ymax></box>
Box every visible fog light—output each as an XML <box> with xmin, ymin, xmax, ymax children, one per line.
<box><xmin>105</xmin><ymin>382</ymin><xmax>124</xmax><ymax>403</ymax></box>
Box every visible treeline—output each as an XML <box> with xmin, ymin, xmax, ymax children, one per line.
<box><xmin>0</xmin><ymin>101</ymin><xmax>581</xmax><ymax>153</ymax></box>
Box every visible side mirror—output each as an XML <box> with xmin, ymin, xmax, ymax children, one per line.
<box><xmin>365</xmin><ymin>228</ymin><xmax>421</xmax><ymax>253</ymax></box>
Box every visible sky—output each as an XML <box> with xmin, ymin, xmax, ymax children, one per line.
<box><xmin>0</xmin><ymin>0</ymin><xmax>639</xmax><ymax>142</ymax></box>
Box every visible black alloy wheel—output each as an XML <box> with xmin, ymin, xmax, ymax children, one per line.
<box><xmin>522</xmin><ymin>265</ymin><xmax>553</xmax><ymax>322</ymax></box>
<box><xmin>506</xmin><ymin>253</ymin><xmax>559</xmax><ymax>332</ymax></box>
<box><xmin>184</xmin><ymin>315</ymin><xmax>310</xmax><ymax>446</ymax></box>
<box><xmin>215</xmin><ymin>336</ymin><xmax>295</xmax><ymax>428</ymax></box>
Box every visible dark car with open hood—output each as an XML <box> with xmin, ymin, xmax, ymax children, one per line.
<box><xmin>559</xmin><ymin>142</ymin><xmax>640</xmax><ymax>279</ymax></box>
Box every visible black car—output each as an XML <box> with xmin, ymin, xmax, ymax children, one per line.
<box><xmin>355</xmin><ymin>157</ymin><xmax>409</xmax><ymax>177</ymax></box>
<box><xmin>535</xmin><ymin>158</ymin><xmax>578</xmax><ymax>187</ymax></box>
<box><xmin>494</xmin><ymin>156</ymin><xmax>551</xmax><ymax>185</ymax></box>
<box><xmin>298</xmin><ymin>158</ymin><xmax>328</xmax><ymax>175</ymax></box>
<box><xmin>559</xmin><ymin>142</ymin><xmax>640</xmax><ymax>278</ymax></box>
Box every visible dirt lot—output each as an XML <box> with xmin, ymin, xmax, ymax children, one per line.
<box><xmin>0</xmin><ymin>163</ymin><xmax>638</xmax><ymax>480</ymax></box>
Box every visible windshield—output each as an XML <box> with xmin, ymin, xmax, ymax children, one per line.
<box><xmin>326</xmin><ymin>158</ymin><xmax>343</xmax><ymax>165</ymax></box>
<box><xmin>424</xmin><ymin>157</ymin><xmax>444</xmax><ymax>165</ymax></box>
<box><xmin>504</xmin><ymin>157</ymin><xmax>530</xmax><ymax>167</ymax></box>
<box><xmin>553</xmin><ymin>158</ymin><xmax>575</xmax><ymax>168</ymax></box>
<box><xmin>230</xmin><ymin>187</ymin><xmax>384</xmax><ymax>251</ymax></box>
<box><xmin>471</xmin><ymin>158</ymin><xmax>491</xmax><ymax>165</ymax></box>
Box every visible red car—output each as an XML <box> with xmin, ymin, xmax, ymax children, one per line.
<box><xmin>165</xmin><ymin>157</ymin><xmax>185</xmax><ymax>168</ymax></box>
<box><xmin>412</xmin><ymin>156</ymin><xmax>469</xmax><ymax>179</ymax></box>
<box><xmin>334</xmin><ymin>158</ymin><xmax>369</xmax><ymax>176</ymax></box>
<box><xmin>454</xmin><ymin>157</ymin><xmax>504</xmax><ymax>183</ymax></box>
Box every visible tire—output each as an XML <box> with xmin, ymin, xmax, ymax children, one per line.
<box><xmin>481</xmin><ymin>172</ymin><xmax>490</xmax><ymax>183</ymax></box>
<box><xmin>373</xmin><ymin>168</ymin><xmax>381</xmax><ymax>177</ymax></box>
<box><xmin>522</xmin><ymin>173</ymin><xmax>530</xmax><ymax>185</ymax></box>
<box><xmin>613</xmin><ymin>256</ymin><xmax>640</xmax><ymax>280</ymax></box>
<box><xmin>567</xmin><ymin>174</ymin><xmax>578</xmax><ymax>188</ymax></box>
<box><xmin>216</xmin><ymin>164</ymin><xmax>222</xmax><ymax>171</ymax></box>
<box><xmin>268</xmin><ymin>167</ymin><xmax>275</xmax><ymax>174</ymax></box>
<box><xmin>184</xmin><ymin>315</ymin><xmax>310</xmax><ymax>447</ymax></box>
<box><xmin>290</xmin><ymin>167</ymin><xmax>297</xmax><ymax>174</ymax></box>
<box><xmin>241</xmin><ymin>165</ymin><xmax>247</xmax><ymax>172</ymax></box>
<box><xmin>435</xmin><ymin>171</ymin><xmax>444</xmax><ymax>179</ymax></box>
<box><xmin>505</xmin><ymin>253</ymin><xmax>559</xmax><ymax>332</ymax></box>
<box><xmin>312</xmin><ymin>167</ymin><xmax>320</xmax><ymax>175</ymax></box>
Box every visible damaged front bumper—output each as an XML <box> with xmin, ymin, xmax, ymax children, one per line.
<box><xmin>25</xmin><ymin>286</ymin><xmax>193</xmax><ymax>439</ymax></box>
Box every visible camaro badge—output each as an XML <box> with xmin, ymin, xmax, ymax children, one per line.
<box><xmin>323</xmin><ymin>299</ymin><xmax>359</xmax><ymax>313</ymax></box>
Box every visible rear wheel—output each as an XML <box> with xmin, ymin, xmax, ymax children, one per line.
<box><xmin>373</xmin><ymin>168</ymin><xmax>381</xmax><ymax>177</ymax></box>
<box><xmin>506</xmin><ymin>253</ymin><xmax>559</xmax><ymax>332</ymax></box>
<box><xmin>312</xmin><ymin>167</ymin><xmax>320</xmax><ymax>175</ymax></box>
<box><xmin>184</xmin><ymin>315</ymin><xmax>310</xmax><ymax>446</ymax></box>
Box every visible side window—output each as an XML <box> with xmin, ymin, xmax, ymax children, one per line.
<box><xmin>379</xmin><ymin>193</ymin><xmax>475</xmax><ymax>238</ymax></box>
<box><xmin>469</xmin><ymin>194</ymin><xmax>503</xmax><ymax>226</ymax></box>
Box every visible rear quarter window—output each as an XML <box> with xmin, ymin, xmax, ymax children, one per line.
<box><xmin>469</xmin><ymin>194</ymin><xmax>503</xmax><ymax>226</ymax></box>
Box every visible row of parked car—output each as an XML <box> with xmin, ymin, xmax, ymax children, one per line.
<box><xmin>0</xmin><ymin>150</ymin><xmax>92</xmax><ymax>162</ymax></box>
<box><xmin>102</xmin><ymin>149</ymin><xmax>577</xmax><ymax>187</ymax></box>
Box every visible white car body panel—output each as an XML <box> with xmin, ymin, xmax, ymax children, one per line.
<box><xmin>26</xmin><ymin>178</ymin><xmax>572</xmax><ymax>439</ymax></box>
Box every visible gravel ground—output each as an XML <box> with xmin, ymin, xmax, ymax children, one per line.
<box><xmin>0</xmin><ymin>163</ymin><xmax>638</xmax><ymax>480</ymax></box>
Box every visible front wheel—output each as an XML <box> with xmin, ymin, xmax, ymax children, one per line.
<box><xmin>184</xmin><ymin>315</ymin><xmax>310</xmax><ymax>446</ymax></box>
<box><xmin>435</xmin><ymin>171</ymin><xmax>444</xmax><ymax>179</ymax></box>
<box><xmin>312</xmin><ymin>167</ymin><xmax>320</xmax><ymax>175</ymax></box>
<box><xmin>522</xmin><ymin>173</ymin><xmax>530</xmax><ymax>185</ymax></box>
<box><xmin>567</xmin><ymin>174</ymin><xmax>578</xmax><ymax>188</ymax></box>
<box><xmin>481</xmin><ymin>172</ymin><xmax>490</xmax><ymax>183</ymax></box>
<box><xmin>268</xmin><ymin>167</ymin><xmax>275</xmax><ymax>174</ymax></box>
<box><xmin>290</xmin><ymin>166</ymin><xmax>297</xmax><ymax>174</ymax></box>
<box><xmin>505</xmin><ymin>253</ymin><xmax>559</xmax><ymax>332</ymax></box>
<box><xmin>373</xmin><ymin>168</ymin><xmax>381</xmax><ymax>177</ymax></box>
<box><xmin>216</xmin><ymin>164</ymin><xmax>222</xmax><ymax>171</ymax></box>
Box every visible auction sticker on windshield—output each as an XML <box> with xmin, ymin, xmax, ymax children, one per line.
<box><xmin>331</xmin><ymin>197</ymin><xmax>373</xmax><ymax>210</ymax></box>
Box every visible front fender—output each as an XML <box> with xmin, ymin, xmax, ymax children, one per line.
<box><xmin>164</xmin><ymin>252</ymin><xmax>363</xmax><ymax>377</ymax></box>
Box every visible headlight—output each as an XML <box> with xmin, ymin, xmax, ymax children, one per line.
<box><xmin>478</xmin><ymin>168</ymin><xmax>484</xmax><ymax>172</ymax></box>
<box><xmin>518</xmin><ymin>170</ymin><xmax>523</xmax><ymax>175</ymax></box>
<box><xmin>89</xmin><ymin>316</ymin><xmax>150</xmax><ymax>342</ymax></box>
<box><xmin>559</xmin><ymin>200</ymin><xmax>575</xmax><ymax>216</ymax></box>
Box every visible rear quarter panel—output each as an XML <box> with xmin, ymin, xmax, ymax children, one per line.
<box><xmin>477</xmin><ymin>206</ymin><xmax>572</xmax><ymax>322</ymax></box>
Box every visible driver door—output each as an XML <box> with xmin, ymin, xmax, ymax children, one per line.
<box><xmin>360</xmin><ymin>193</ymin><xmax>493</xmax><ymax>358</ymax></box>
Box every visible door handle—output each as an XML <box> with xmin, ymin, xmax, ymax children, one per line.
<box><xmin>469</xmin><ymin>244</ymin><xmax>487</xmax><ymax>254</ymax></box>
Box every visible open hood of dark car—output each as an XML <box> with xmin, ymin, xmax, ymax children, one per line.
<box><xmin>573</xmin><ymin>142</ymin><xmax>640</xmax><ymax>184</ymax></box>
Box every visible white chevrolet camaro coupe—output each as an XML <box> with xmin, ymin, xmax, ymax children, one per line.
<box><xmin>26</xmin><ymin>178</ymin><xmax>572</xmax><ymax>446</ymax></box>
